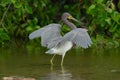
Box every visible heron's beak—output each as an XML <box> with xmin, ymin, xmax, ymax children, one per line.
<box><xmin>68</xmin><ymin>16</ymin><xmax>80</xmax><ymax>23</ymax></box>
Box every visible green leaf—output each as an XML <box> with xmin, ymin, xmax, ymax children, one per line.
<box><xmin>95</xmin><ymin>0</ymin><xmax>103</xmax><ymax>4</ymax></box>
<box><xmin>105</xmin><ymin>18</ymin><xmax>111</xmax><ymax>25</ymax></box>
<box><xmin>0</xmin><ymin>0</ymin><xmax>11</xmax><ymax>7</ymax></box>
<box><xmin>87</xmin><ymin>4</ymin><xmax>96</xmax><ymax>14</ymax></box>
<box><xmin>25</xmin><ymin>4</ymin><xmax>32</xmax><ymax>14</ymax></box>
<box><xmin>111</xmin><ymin>3</ymin><xmax>115</xmax><ymax>10</ymax></box>
<box><xmin>11</xmin><ymin>0</ymin><xmax>16</xmax><ymax>4</ymax></box>
<box><xmin>14</xmin><ymin>2</ymin><xmax>22</xmax><ymax>8</ymax></box>
<box><xmin>112</xmin><ymin>13</ymin><xmax>120</xmax><ymax>23</ymax></box>
<box><xmin>109</xmin><ymin>24</ymin><xmax>118</xmax><ymax>32</ymax></box>
<box><xmin>0</xmin><ymin>33</ymin><xmax>10</xmax><ymax>40</ymax></box>
<box><xmin>0</xmin><ymin>29</ymin><xmax>10</xmax><ymax>41</ymax></box>
<box><xmin>118</xmin><ymin>1</ymin><xmax>120</xmax><ymax>9</ymax></box>
<box><xmin>106</xmin><ymin>8</ymin><xmax>113</xmax><ymax>13</ymax></box>
<box><xmin>17</xmin><ymin>8</ymin><xmax>22</xmax><ymax>16</ymax></box>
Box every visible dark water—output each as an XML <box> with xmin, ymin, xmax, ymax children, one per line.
<box><xmin>0</xmin><ymin>46</ymin><xmax>120</xmax><ymax>80</ymax></box>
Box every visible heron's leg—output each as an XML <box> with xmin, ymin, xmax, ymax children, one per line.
<box><xmin>61</xmin><ymin>53</ymin><xmax>65</xmax><ymax>66</ymax></box>
<box><xmin>50</xmin><ymin>54</ymin><xmax>56</xmax><ymax>65</ymax></box>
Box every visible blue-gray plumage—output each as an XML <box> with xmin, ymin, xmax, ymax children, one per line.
<box><xmin>29</xmin><ymin>12</ymin><xmax>92</xmax><ymax>66</ymax></box>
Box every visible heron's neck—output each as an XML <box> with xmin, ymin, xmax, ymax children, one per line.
<box><xmin>63</xmin><ymin>19</ymin><xmax>77</xmax><ymax>30</ymax></box>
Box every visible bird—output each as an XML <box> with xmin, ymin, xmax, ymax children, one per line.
<box><xmin>29</xmin><ymin>12</ymin><xmax>92</xmax><ymax>66</ymax></box>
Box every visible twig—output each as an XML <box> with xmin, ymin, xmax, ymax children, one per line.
<box><xmin>0</xmin><ymin>3</ymin><xmax>11</xmax><ymax>27</ymax></box>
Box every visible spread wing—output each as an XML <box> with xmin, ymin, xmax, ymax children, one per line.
<box><xmin>29</xmin><ymin>23</ymin><xmax>62</xmax><ymax>48</ymax></box>
<box><xmin>60</xmin><ymin>28</ymin><xmax>92</xmax><ymax>48</ymax></box>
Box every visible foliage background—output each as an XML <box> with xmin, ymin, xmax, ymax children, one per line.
<box><xmin>0</xmin><ymin>0</ymin><xmax>120</xmax><ymax>48</ymax></box>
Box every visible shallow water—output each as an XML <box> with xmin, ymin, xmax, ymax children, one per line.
<box><xmin>0</xmin><ymin>46</ymin><xmax>120</xmax><ymax>80</ymax></box>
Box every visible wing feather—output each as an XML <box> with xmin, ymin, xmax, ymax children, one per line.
<box><xmin>61</xmin><ymin>28</ymin><xmax>92</xmax><ymax>48</ymax></box>
<box><xmin>29</xmin><ymin>23</ymin><xmax>62</xmax><ymax>48</ymax></box>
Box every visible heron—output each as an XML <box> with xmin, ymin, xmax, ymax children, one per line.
<box><xmin>29</xmin><ymin>12</ymin><xmax>92</xmax><ymax>66</ymax></box>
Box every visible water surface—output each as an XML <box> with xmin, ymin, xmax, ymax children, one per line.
<box><xmin>0</xmin><ymin>46</ymin><xmax>120</xmax><ymax>80</ymax></box>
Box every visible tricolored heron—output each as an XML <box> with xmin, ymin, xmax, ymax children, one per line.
<box><xmin>29</xmin><ymin>12</ymin><xmax>92</xmax><ymax>66</ymax></box>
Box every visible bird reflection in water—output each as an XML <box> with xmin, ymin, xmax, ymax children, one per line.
<box><xmin>39</xmin><ymin>66</ymin><xmax>84</xmax><ymax>80</ymax></box>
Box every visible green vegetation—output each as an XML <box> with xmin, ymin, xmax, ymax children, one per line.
<box><xmin>0</xmin><ymin>0</ymin><xmax>120</xmax><ymax>48</ymax></box>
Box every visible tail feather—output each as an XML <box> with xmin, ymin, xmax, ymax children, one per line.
<box><xmin>45</xmin><ymin>49</ymin><xmax>54</xmax><ymax>54</ymax></box>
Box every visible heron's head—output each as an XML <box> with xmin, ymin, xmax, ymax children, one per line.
<box><xmin>61</xmin><ymin>12</ymin><xmax>80</xmax><ymax>23</ymax></box>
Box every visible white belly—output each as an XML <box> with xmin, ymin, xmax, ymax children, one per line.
<box><xmin>46</xmin><ymin>41</ymin><xmax>73</xmax><ymax>55</ymax></box>
<box><xmin>57</xmin><ymin>41</ymin><xmax>73</xmax><ymax>54</ymax></box>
